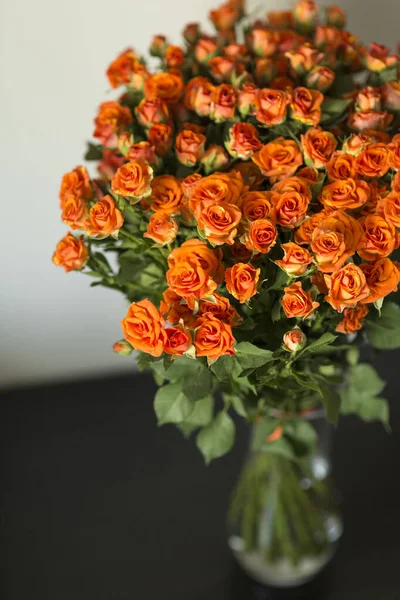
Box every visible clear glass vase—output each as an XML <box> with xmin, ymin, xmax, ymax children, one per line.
<box><xmin>227</xmin><ymin>409</ymin><xmax>343</xmax><ymax>588</ymax></box>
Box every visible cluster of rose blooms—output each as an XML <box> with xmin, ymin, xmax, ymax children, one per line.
<box><xmin>53</xmin><ymin>0</ymin><xmax>400</xmax><ymax>361</ymax></box>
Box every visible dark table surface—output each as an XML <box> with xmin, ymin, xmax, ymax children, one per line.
<box><xmin>1</xmin><ymin>351</ymin><xmax>400</xmax><ymax>600</ymax></box>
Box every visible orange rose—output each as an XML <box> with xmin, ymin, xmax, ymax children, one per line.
<box><xmin>144</xmin><ymin>212</ymin><xmax>178</xmax><ymax>246</ymax></box>
<box><xmin>305</xmin><ymin>66</ymin><xmax>335</xmax><ymax>93</ymax></box>
<box><xmin>348</xmin><ymin>110</ymin><xmax>393</xmax><ymax>132</ymax></box>
<box><xmin>283</xmin><ymin>328</ymin><xmax>307</xmax><ymax>351</ymax></box>
<box><xmin>359</xmin><ymin>258</ymin><xmax>400</xmax><ymax>304</ymax></box>
<box><xmin>144</xmin><ymin>70</ymin><xmax>184</xmax><ymax>105</ymax></box>
<box><xmin>357</xmin><ymin>214</ymin><xmax>398</xmax><ymax>261</ymax></box>
<box><xmin>242</xmin><ymin>191</ymin><xmax>276</xmax><ymax>222</ymax></box>
<box><xmin>294</xmin><ymin>211</ymin><xmax>329</xmax><ymax>245</ymax></box>
<box><xmin>392</xmin><ymin>171</ymin><xmax>400</xmax><ymax>193</ymax></box>
<box><xmin>301</xmin><ymin>127</ymin><xmax>337</xmax><ymax>169</ymax></box>
<box><xmin>225</xmin><ymin>263</ymin><xmax>260</xmax><ymax>303</ymax></box>
<box><xmin>59</xmin><ymin>166</ymin><xmax>92</xmax><ymax>207</ymax></box>
<box><xmin>252</xmin><ymin>137</ymin><xmax>303</xmax><ymax>183</ymax></box>
<box><xmin>168</xmin><ymin>238</ymin><xmax>224</xmax><ymax>284</ymax></box>
<box><xmin>226</xmin><ymin>122</ymin><xmax>262</xmax><ymax>160</ymax></box>
<box><xmin>335</xmin><ymin>305</ymin><xmax>369</xmax><ymax>334</ymax></box>
<box><xmin>364</xmin><ymin>42</ymin><xmax>398</xmax><ymax>72</ymax></box>
<box><xmin>254</xmin><ymin>89</ymin><xmax>291</xmax><ymax>126</ymax></box>
<box><xmin>175</xmin><ymin>129</ymin><xmax>206</xmax><ymax>166</ymax></box>
<box><xmin>189</xmin><ymin>171</ymin><xmax>246</xmax><ymax>212</ymax></box>
<box><xmin>111</xmin><ymin>160</ymin><xmax>153</xmax><ymax>202</ymax></box>
<box><xmin>160</xmin><ymin>288</ymin><xmax>194</xmax><ymax>325</ymax></box>
<box><xmin>311</xmin><ymin>210</ymin><xmax>363</xmax><ymax>273</ymax></box>
<box><xmin>121</xmin><ymin>299</ymin><xmax>166</xmax><ymax>357</ymax></box>
<box><xmin>61</xmin><ymin>195</ymin><xmax>90</xmax><ymax>230</ymax></box>
<box><xmin>166</xmin><ymin>262</ymin><xmax>217</xmax><ymax>301</ymax></box>
<box><xmin>382</xmin><ymin>81</ymin><xmax>400</xmax><ymax>111</ymax></box>
<box><xmin>201</xmin><ymin>144</ymin><xmax>229</xmax><ymax>174</ymax></box>
<box><xmin>52</xmin><ymin>232</ymin><xmax>88</xmax><ymax>273</ymax></box>
<box><xmin>238</xmin><ymin>83</ymin><xmax>259</xmax><ymax>117</ymax></box>
<box><xmin>319</xmin><ymin>178</ymin><xmax>370</xmax><ymax>210</ymax></box>
<box><xmin>194</xmin><ymin>36</ymin><xmax>218</xmax><ymax>63</ymax></box>
<box><xmin>267</xmin><ymin>10</ymin><xmax>294</xmax><ymax>28</ymax></box>
<box><xmin>84</xmin><ymin>195</ymin><xmax>124</xmax><ymax>237</ymax></box>
<box><xmin>165</xmin><ymin>45</ymin><xmax>184</xmax><ymax>68</ymax></box>
<box><xmin>126</xmin><ymin>141</ymin><xmax>157</xmax><ymax>166</ymax></box>
<box><xmin>150</xmin><ymin>175</ymin><xmax>184</xmax><ymax>214</ymax></box>
<box><xmin>326</xmin><ymin>152</ymin><xmax>358</xmax><ymax>181</ymax></box>
<box><xmin>199</xmin><ymin>292</ymin><xmax>242</xmax><ymax>326</ymax></box>
<box><xmin>148</xmin><ymin>123</ymin><xmax>173</xmax><ymax>155</ymax></box>
<box><xmin>355</xmin><ymin>143</ymin><xmax>392</xmax><ymax>178</ymax></box>
<box><xmin>98</xmin><ymin>150</ymin><xmax>126</xmax><ymax>181</ymax></box>
<box><xmin>185</xmin><ymin>76</ymin><xmax>215</xmax><ymax>116</ymax></box>
<box><xmin>291</xmin><ymin>87</ymin><xmax>324</xmax><ymax>126</ymax></box>
<box><xmin>379</xmin><ymin>191</ymin><xmax>400</xmax><ymax>228</ymax></box>
<box><xmin>324</xmin><ymin>263</ymin><xmax>370</xmax><ymax>312</ymax></box>
<box><xmin>247</xmin><ymin>28</ymin><xmax>278</xmax><ymax>57</ymax></box>
<box><xmin>272</xmin><ymin>176</ymin><xmax>312</xmax><ymax>200</ymax></box>
<box><xmin>285</xmin><ymin>45</ymin><xmax>324</xmax><ymax>75</ymax></box>
<box><xmin>271</xmin><ymin>191</ymin><xmax>310</xmax><ymax>228</ymax></box>
<box><xmin>208</xmin><ymin>56</ymin><xmax>237</xmax><ymax>83</ymax></box>
<box><xmin>193</xmin><ymin>314</ymin><xmax>236</xmax><ymax>361</ymax></box>
<box><xmin>342</xmin><ymin>134</ymin><xmax>372</xmax><ymax>156</ymax></box>
<box><xmin>275</xmin><ymin>242</ymin><xmax>312</xmax><ymax>276</ymax></box>
<box><xmin>194</xmin><ymin>200</ymin><xmax>242</xmax><ymax>246</ymax></box>
<box><xmin>106</xmin><ymin>49</ymin><xmax>148</xmax><ymax>90</ymax></box>
<box><xmin>242</xmin><ymin>218</ymin><xmax>278</xmax><ymax>254</ymax></box>
<box><xmin>163</xmin><ymin>324</ymin><xmax>192</xmax><ymax>356</ymax></box>
<box><xmin>181</xmin><ymin>173</ymin><xmax>203</xmax><ymax>199</ymax></box>
<box><xmin>296</xmin><ymin>167</ymin><xmax>324</xmax><ymax>185</ymax></box>
<box><xmin>209</xmin><ymin>2</ymin><xmax>239</xmax><ymax>30</ymax></box>
<box><xmin>282</xmin><ymin>282</ymin><xmax>319</xmax><ymax>319</ymax></box>
<box><xmin>93</xmin><ymin>101</ymin><xmax>133</xmax><ymax>146</ymax></box>
<box><xmin>210</xmin><ymin>84</ymin><xmax>237</xmax><ymax>122</ymax></box>
<box><xmin>355</xmin><ymin>86</ymin><xmax>382</xmax><ymax>112</ymax></box>
<box><xmin>135</xmin><ymin>96</ymin><xmax>170</xmax><ymax>128</ymax></box>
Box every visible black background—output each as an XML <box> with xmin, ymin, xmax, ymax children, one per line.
<box><xmin>1</xmin><ymin>351</ymin><xmax>400</xmax><ymax>600</ymax></box>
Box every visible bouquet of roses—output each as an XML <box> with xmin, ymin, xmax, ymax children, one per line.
<box><xmin>53</xmin><ymin>0</ymin><xmax>400</xmax><ymax>581</ymax></box>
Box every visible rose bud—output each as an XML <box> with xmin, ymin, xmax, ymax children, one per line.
<box><xmin>247</xmin><ymin>28</ymin><xmax>278</xmax><ymax>58</ymax></box>
<box><xmin>148</xmin><ymin>123</ymin><xmax>173</xmax><ymax>155</ymax></box>
<box><xmin>285</xmin><ymin>46</ymin><xmax>324</xmax><ymax>76</ymax></box>
<box><xmin>238</xmin><ymin>83</ymin><xmax>259</xmax><ymax>117</ymax></box>
<box><xmin>144</xmin><ymin>212</ymin><xmax>178</xmax><ymax>246</ymax></box>
<box><xmin>183</xmin><ymin>22</ymin><xmax>201</xmax><ymax>45</ymax></box>
<box><xmin>305</xmin><ymin>65</ymin><xmax>335</xmax><ymax>92</ymax></box>
<box><xmin>165</xmin><ymin>45</ymin><xmax>184</xmax><ymax>68</ymax></box>
<box><xmin>364</xmin><ymin>42</ymin><xmax>398</xmax><ymax>72</ymax></box>
<box><xmin>175</xmin><ymin>129</ymin><xmax>206</xmax><ymax>166</ymax></box>
<box><xmin>326</xmin><ymin>5</ymin><xmax>345</xmax><ymax>28</ymax></box>
<box><xmin>195</xmin><ymin>36</ymin><xmax>218</xmax><ymax>64</ymax></box>
<box><xmin>209</xmin><ymin>2</ymin><xmax>239</xmax><ymax>31</ymax></box>
<box><xmin>208</xmin><ymin>56</ymin><xmax>236</xmax><ymax>83</ymax></box>
<box><xmin>254</xmin><ymin>58</ymin><xmax>277</xmax><ymax>87</ymax></box>
<box><xmin>283</xmin><ymin>328</ymin><xmax>307</xmax><ymax>352</ymax></box>
<box><xmin>126</xmin><ymin>141</ymin><xmax>156</xmax><ymax>165</ymax></box>
<box><xmin>355</xmin><ymin>86</ymin><xmax>382</xmax><ymax>112</ymax></box>
<box><xmin>382</xmin><ymin>81</ymin><xmax>400</xmax><ymax>111</ymax></box>
<box><xmin>52</xmin><ymin>232</ymin><xmax>89</xmax><ymax>273</ymax></box>
<box><xmin>314</xmin><ymin>25</ymin><xmax>342</xmax><ymax>50</ymax></box>
<box><xmin>255</xmin><ymin>88</ymin><xmax>291</xmax><ymax>126</ymax></box>
<box><xmin>201</xmin><ymin>144</ymin><xmax>229</xmax><ymax>175</ymax></box>
<box><xmin>149</xmin><ymin>35</ymin><xmax>167</xmax><ymax>57</ymax></box>
<box><xmin>184</xmin><ymin>76</ymin><xmax>215</xmax><ymax>117</ymax></box>
<box><xmin>113</xmin><ymin>339</ymin><xmax>133</xmax><ymax>356</ymax></box>
<box><xmin>226</xmin><ymin>122</ymin><xmax>262</xmax><ymax>160</ymax></box>
<box><xmin>293</xmin><ymin>0</ymin><xmax>318</xmax><ymax>33</ymax></box>
<box><xmin>267</xmin><ymin>10</ymin><xmax>294</xmax><ymax>29</ymax></box>
<box><xmin>210</xmin><ymin>84</ymin><xmax>237</xmax><ymax>122</ymax></box>
<box><xmin>135</xmin><ymin>96</ymin><xmax>169</xmax><ymax>128</ymax></box>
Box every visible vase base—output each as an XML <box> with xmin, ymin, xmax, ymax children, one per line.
<box><xmin>228</xmin><ymin>536</ymin><xmax>334</xmax><ymax>588</ymax></box>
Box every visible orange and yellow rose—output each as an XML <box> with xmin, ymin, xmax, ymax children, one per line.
<box><xmin>252</xmin><ymin>137</ymin><xmax>303</xmax><ymax>182</ymax></box>
<box><xmin>290</xmin><ymin>87</ymin><xmax>324</xmax><ymax>126</ymax></box>
<box><xmin>324</xmin><ymin>263</ymin><xmax>370</xmax><ymax>312</ymax></box>
<box><xmin>144</xmin><ymin>212</ymin><xmax>178</xmax><ymax>246</ymax></box>
<box><xmin>301</xmin><ymin>127</ymin><xmax>337</xmax><ymax>169</ymax></box>
<box><xmin>168</xmin><ymin>238</ymin><xmax>224</xmax><ymax>283</ymax></box>
<box><xmin>319</xmin><ymin>178</ymin><xmax>370</xmax><ymax>210</ymax></box>
<box><xmin>84</xmin><ymin>195</ymin><xmax>124</xmax><ymax>237</ymax></box>
<box><xmin>282</xmin><ymin>282</ymin><xmax>319</xmax><ymax>319</ymax></box>
<box><xmin>163</xmin><ymin>324</ymin><xmax>192</xmax><ymax>356</ymax></box>
<box><xmin>150</xmin><ymin>175</ymin><xmax>184</xmax><ymax>214</ymax></box>
<box><xmin>225</xmin><ymin>263</ymin><xmax>260</xmax><ymax>303</ymax></box>
<box><xmin>271</xmin><ymin>191</ymin><xmax>310</xmax><ymax>228</ymax></box>
<box><xmin>310</xmin><ymin>210</ymin><xmax>362</xmax><ymax>273</ymax></box>
<box><xmin>335</xmin><ymin>305</ymin><xmax>369</xmax><ymax>334</ymax></box>
<box><xmin>226</xmin><ymin>122</ymin><xmax>262</xmax><ymax>160</ymax></box>
<box><xmin>194</xmin><ymin>200</ymin><xmax>242</xmax><ymax>246</ymax></box>
<box><xmin>112</xmin><ymin>160</ymin><xmax>153</xmax><ymax>202</ymax></box>
<box><xmin>175</xmin><ymin>129</ymin><xmax>206</xmax><ymax>166</ymax></box>
<box><xmin>144</xmin><ymin>70</ymin><xmax>184</xmax><ymax>105</ymax></box>
<box><xmin>275</xmin><ymin>242</ymin><xmax>313</xmax><ymax>276</ymax></box>
<box><xmin>357</xmin><ymin>214</ymin><xmax>398</xmax><ymax>261</ymax></box>
<box><xmin>359</xmin><ymin>258</ymin><xmax>400</xmax><ymax>304</ymax></box>
<box><xmin>166</xmin><ymin>261</ymin><xmax>217</xmax><ymax>301</ymax></box>
<box><xmin>52</xmin><ymin>232</ymin><xmax>88</xmax><ymax>273</ymax></box>
<box><xmin>135</xmin><ymin>96</ymin><xmax>170</xmax><ymax>128</ymax></box>
<box><xmin>193</xmin><ymin>314</ymin><xmax>236</xmax><ymax>360</ymax></box>
<box><xmin>93</xmin><ymin>101</ymin><xmax>133</xmax><ymax>146</ymax></box>
<box><xmin>242</xmin><ymin>218</ymin><xmax>278</xmax><ymax>254</ymax></box>
<box><xmin>254</xmin><ymin>89</ymin><xmax>291</xmax><ymax>126</ymax></box>
<box><xmin>121</xmin><ymin>299</ymin><xmax>166</xmax><ymax>357</ymax></box>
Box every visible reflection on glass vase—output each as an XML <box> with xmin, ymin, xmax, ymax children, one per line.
<box><xmin>227</xmin><ymin>408</ymin><xmax>343</xmax><ymax>588</ymax></box>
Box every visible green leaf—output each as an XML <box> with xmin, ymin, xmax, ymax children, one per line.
<box><xmin>186</xmin><ymin>395</ymin><xmax>214</xmax><ymax>426</ymax></box>
<box><xmin>366</xmin><ymin>301</ymin><xmax>400</xmax><ymax>349</ymax></box>
<box><xmin>154</xmin><ymin>383</ymin><xmax>194</xmax><ymax>426</ymax></box>
<box><xmin>319</xmin><ymin>382</ymin><xmax>341</xmax><ymax>424</ymax></box>
<box><xmin>211</xmin><ymin>355</ymin><xmax>242</xmax><ymax>382</ymax></box>
<box><xmin>235</xmin><ymin>342</ymin><xmax>274</xmax><ymax>370</ymax></box>
<box><xmin>303</xmin><ymin>333</ymin><xmax>337</xmax><ymax>354</ymax></box>
<box><xmin>84</xmin><ymin>142</ymin><xmax>103</xmax><ymax>161</ymax></box>
<box><xmin>320</xmin><ymin>98</ymin><xmax>352</xmax><ymax>126</ymax></box>
<box><xmin>271</xmin><ymin>300</ymin><xmax>282</xmax><ymax>322</ymax></box>
<box><xmin>284</xmin><ymin>419</ymin><xmax>318</xmax><ymax>457</ymax></box>
<box><xmin>196</xmin><ymin>412</ymin><xmax>235</xmax><ymax>464</ymax></box>
<box><xmin>269</xmin><ymin>268</ymin><xmax>290</xmax><ymax>291</ymax></box>
<box><xmin>340</xmin><ymin>363</ymin><xmax>389</xmax><ymax>427</ymax></box>
<box><xmin>223</xmin><ymin>393</ymin><xmax>248</xmax><ymax>418</ymax></box>
<box><xmin>182</xmin><ymin>365</ymin><xmax>213</xmax><ymax>401</ymax></box>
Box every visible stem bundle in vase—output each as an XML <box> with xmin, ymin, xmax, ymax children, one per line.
<box><xmin>53</xmin><ymin>0</ymin><xmax>400</xmax><ymax>587</ymax></box>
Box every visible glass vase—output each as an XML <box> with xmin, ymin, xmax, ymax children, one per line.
<box><xmin>227</xmin><ymin>409</ymin><xmax>343</xmax><ymax>588</ymax></box>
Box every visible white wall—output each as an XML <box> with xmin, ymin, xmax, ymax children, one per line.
<box><xmin>1</xmin><ymin>0</ymin><xmax>399</xmax><ymax>388</ymax></box>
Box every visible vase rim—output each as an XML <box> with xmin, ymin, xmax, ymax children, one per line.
<box><xmin>267</xmin><ymin>405</ymin><xmax>325</xmax><ymax>421</ymax></box>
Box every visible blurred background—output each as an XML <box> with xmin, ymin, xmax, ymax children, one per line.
<box><xmin>1</xmin><ymin>0</ymin><xmax>400</xmax><ymax>389</ymax></box>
